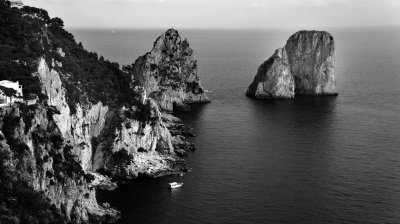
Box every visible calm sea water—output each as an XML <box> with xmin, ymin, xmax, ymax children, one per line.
<box><xmin>71</xmin><ymin>28</ymin><xmax>400</xmax><ymax>224</ymax></box>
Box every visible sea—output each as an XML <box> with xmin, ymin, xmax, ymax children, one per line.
<box><xmin>70</xmin><ymin>28</ymin><xmax>400</xmax><ymax>224</ymax></box>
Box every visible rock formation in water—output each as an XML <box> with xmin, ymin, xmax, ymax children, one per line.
<box><xmin>125</xmin><ymin>28</ymin><xmax>210</xmax><ymax>112</ymax></box>
<box><xmin>246</xmin><ymin>30</ymin><xmax>337</xmax><ymax>99</ymax></box>
<box><xmin>246</xmin><ymin>48</ymin><xmax>295</xmax><ymax>99</ymax></box>
<box><xmin>0</xmin><ymin>2</ymin><xmax>198</xmax><ymax>223</ymax></box>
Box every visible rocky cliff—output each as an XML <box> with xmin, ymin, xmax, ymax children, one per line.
<box><xmin>246</xmin><ymin>48</ymin><xmax>295</xmax><ymax>99</ymax></box>
<box><xmin>0</xmin><ymin>2</ymin><xmax>200</xmax><ymax>223</ymax></box>
<box><xmin>246</xmin><ymin>30</ymin><xmax>337</xmax><ymax>99</ymax></box>
<box><xmin>126</xmin><ymin>28</ymin><xmax>210</xmax><ymax>112</ymax></box>
<box><xmin>0</xmin><ymin>105</ymin><xmax>120</xmax><ymax>224</ymax></box>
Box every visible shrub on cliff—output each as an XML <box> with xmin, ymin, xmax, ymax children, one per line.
<box><xmin>0</xmin><ymin>136</ymin><xmax>67</xmax><ymax>224</ymax></box>
<box><xmin>45</xmin><ymin>13</ymin><xmax>132</xmax><ymax>112</ymax></box>
<box><xmin>0</xmin><ymin>102</ymin><xmax>94</xmax><ymax>223</ymax></box>
<box><xmin>0</xmin><ymin>0</ymin><xmax>51</xmax><ymax>99</ymax></box>
<box><xmin>1</xmin><ymin>0</ymin><xmax>135</xmax><ymax>112</ymax></box>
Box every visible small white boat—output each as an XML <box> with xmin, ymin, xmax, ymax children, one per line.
<box><xmin>169</xmin><ymin>182</ymin><xmax>183</xmax><ymax>189</ymax></box>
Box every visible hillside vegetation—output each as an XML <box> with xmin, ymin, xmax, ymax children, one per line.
<box><xmin>0</xmin><ymin>0</ymin><xmax>133</xmax><ymax>112</ymax></box>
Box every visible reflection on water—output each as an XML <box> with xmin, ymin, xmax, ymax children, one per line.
<box><xmin>169</xmin><ymin>187</ymin><xmax>183</xmax><ymax>196</ymax></box>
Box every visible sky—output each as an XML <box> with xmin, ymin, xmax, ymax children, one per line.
<box><xmin>27</xmin><ymin>0</ymin><xmax>400</xmax><ymax>29</ymax></box>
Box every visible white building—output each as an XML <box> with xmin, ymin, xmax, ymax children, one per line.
<box><xmin>0</xmin><ymin>80</ymin><xmax>24</xmax><ymax>107</ymax></box>
<box><xmin>9</xmin><ymin>0</ymin><xmax>23</xmax><ymax>8</ymax></box>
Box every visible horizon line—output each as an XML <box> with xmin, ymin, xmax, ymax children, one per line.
<box><xmin>66</xmin><ymin>25</ymin><xmax>400</xmax><ymax>31</ymax></box>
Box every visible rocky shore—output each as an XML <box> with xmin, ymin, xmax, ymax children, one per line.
<box><xmin>246</xmin><ymin>30</ymin><xmax>338</xmax><ymax>99</ymax></box>
<box><xmin>0</xmin><ymin>2</ymin><xmax>208</xmax><ymax>223</ymax></box>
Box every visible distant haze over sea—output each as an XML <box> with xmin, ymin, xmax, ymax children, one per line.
<box><xmin>31</xmin><ymin>0</ymin><xmax>400</xmax><ymax>29</ymax></box>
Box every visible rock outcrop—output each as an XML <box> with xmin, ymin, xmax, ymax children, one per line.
<box><xmin>246</xmin><ymin>48</ymin><xmax>295</xmax><ymax>99</ymax></box>
<box><xmin>0</xmin><ymin>3</ymin><xmax>201</xmax><ymax>223</ymax></box>
<box><xmin>35</xmin><ymin>55</ymin><xmax>192</xmax><ymax>179</ymax></box>
<box><xmin>246</xmin><ymin>30</ymin><xmax>337</xmax><ymax>99</ymax></box>
<box><xmin>0</xmin><ymin>104</ymin><xmax>120</xmax><ymax>223</ymax></box>
<box><xmin>127</xmin><ymin>28</ymin><xmax>210</xmax><ymax>112</ymax></box>
<box><xmin>36</xmin><ymin>57</ymin><xmax>109</xmax><ymax>171</ymax></box>
<box><xmin>0</xmin><ymin>31</ymin><xmax>195</xmax><ymax>224</ymax></box>
<box><xmin>92</xmin><ymin>98</ymin><xmax>183</xmax><ymax>179</ymax></box>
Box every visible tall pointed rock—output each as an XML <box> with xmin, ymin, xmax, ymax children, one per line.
<box><xmin>129</xmin><ymin>28</ymin><xmax>210</xmax><ymax>111</ymax></box>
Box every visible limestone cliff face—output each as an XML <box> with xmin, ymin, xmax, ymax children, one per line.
<box><xmin>246</xmin><ymin>48</ymin><xmax>295</xmax><ymax>99</ymax></box>
<box><xmin>36</xmin><ymin>57</ymin><xmax>109</xmax><ymax>171</ymax></box>
<box><xmin>246</xmin><ymin>30</ymin><xmax>337</xmax><ymax>99</ymax></box>
<box><xmin>0</xmin><ymin>56</ymin><xmax>192</xmax><ymax>223</ymax></box>
<box><xmin>286</xmin><ymin>31</ymin><xmax>336</xmax><ymax>95</ymax></box>
<box><xmin>35</xmin><ymin>57</ymin><xmax>185</xmax><ymax>179</ymax></box>
<box><xmin>0</xmin><ymin>105</ymin><xmax>119</xmax><ymax>223</ymax></box>
<box><xmin>129</xmin><ymin>28</ymin><xmax>210</xmax><ymax>112</ymax></box>
<box><xmin>0</xmin><ymin>57</ymin><xmax>120</xmax><ymax>223</ymax></box>
<box><xmin>92</xmin><ymin>99</ymin><xmax>183</xmax><ymax>179</ymax></box>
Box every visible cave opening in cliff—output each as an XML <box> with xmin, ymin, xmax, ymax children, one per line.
<box><xmin>155</xmin><ymin>142</ymin><xmax>168</xmax><ymax>154</ymax></box>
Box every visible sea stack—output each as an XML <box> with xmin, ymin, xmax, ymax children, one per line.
<box><xmin>246</xmin><ymin>30</ymin><xmax>337</xmax><ymax>99</ymax></box>
<box><xmin>128</xmin><ymin>28</ymin><xmax>210</xmax><ymax>112</ymax></box>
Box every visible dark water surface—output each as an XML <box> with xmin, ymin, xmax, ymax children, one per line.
<box><xmin>71</xmin><ymin>28</ymin><xmax>400</xmax><ymax>223</ymax></box>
